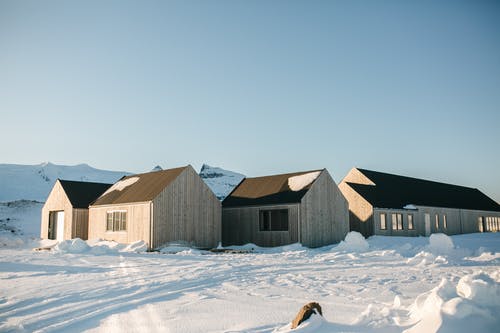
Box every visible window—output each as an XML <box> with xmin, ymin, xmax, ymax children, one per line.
<box><xmin>106</xmin><ymin>211</ymin><xmax>127</xmax><ymax>231</ymax></box>
<box><xmin>407</xmin><ymin>214</ymin><xmax>414</xmax><ymax>230</ymax></box>
<box><xmin>478</xmin><ymin>217</ymin><xmax>484</xmax><ymax>232</ymax></box>
<box><xmin>443</xmin><ymin>215</ymin><xmax>447</xmax><ymax>229</ymax></box>
<box><xmin>380</xmin><ymin>213</ymin><xmax>387</xmax><ymax>230</ymax></box>
<box><xmin>259</xmin><ymin>209</ymin><xmax>288</xmax><ymax>231</ymax></box>
<box><xmin>435</xmin><ymin>214</ymin><xmax>439</xmax><ymax>230</ymax></box>
<box><xmin>392</xmin><ymin>213</ymin><xmax>403</xmax><ymax>230</ymax></box>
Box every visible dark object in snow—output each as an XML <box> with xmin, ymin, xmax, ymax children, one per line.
<box><xmin>291</xmin><ymin>302</ymin><xmax>322</xmax><ymax>329</ymax></box>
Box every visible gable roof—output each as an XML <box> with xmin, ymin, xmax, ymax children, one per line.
<box><xmin>58</xmin><ymin>179</ymin><xmax>113</xmax><ymax>209</ymax></box>
<box><xmin>92</xmin><ymin>166</ymin><xmax>187</xmax><ymax>206</ymax></box>
<box><xmin>223</xmin><ymin>169</ymin><xmax>323</xmax><ymax>207</ymax></box>
<box><xmin>346</xmin><ymin>168</ymin><xmax>500</xmax><ymax>212</ymax></box>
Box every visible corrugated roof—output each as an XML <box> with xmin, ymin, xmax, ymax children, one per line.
<box><xmin>58</xmin><ymin>180</ymin><xmax>113</xmax><ymax>209</ymax></box>
<box><xmin>92</xmin><ymin>166</ymin><xmax>187</xmax><ymax>206</ymax></box>
<box><xmin>347</xmin><ymin>168</ymin><xmax>500</xmax><ymax>212</ymax></box>
<box><xmin>223</xmin><ymin>169</ymin><xmax>323</xmax><ymax>207</ymax></box>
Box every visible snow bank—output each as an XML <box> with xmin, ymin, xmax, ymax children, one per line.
<box><xmin>403</xmin><ymin>271</ymin><xmax>500</xmax><ymax>332</ymax></box>
<box><xmin>336</xmin><ymin>231</ymin><xmax>369</xmax><ymax>252</ymax></box>
<box><xmin>53</xmin><ymin>239</ymin><xmax>148</xmax><ymax>254</ymax></box>
<box><xmin>274</xmin><ymin>313</ymin><xmax>331</xmax><ymax>333</ymax></box>
<box><xmin>428</xmin><ymin>233</ymin><xmax>455</xmax><ymax>255</ymax></box>
<box><xmin>54</xmin><ymin>238</ymin><xmax>90</xmax><ymax>253</ymax></box>
<box><xmin>288</xmin><ymin>171</ymin><xmax>321</xmax><ymax>191</ymax></box>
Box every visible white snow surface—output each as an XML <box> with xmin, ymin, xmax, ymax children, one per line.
<box><xmin>288</xmin><ymin>171</ymin><xmax>321</xmax><ymax>191</ymax></box>
<box><xmin>1</xmin><ymin>207</ymin><xmax>500</xmax><ymax>333</ymax></box>
<box><xmin>199</xmin><ymin>164</ymin><xmax>245</xmax><ymax>200</ymax></box>
<box><xmin>0</xmin><ymin>162</ymin><xmax>129</xmax><ymax>202</ymax></box>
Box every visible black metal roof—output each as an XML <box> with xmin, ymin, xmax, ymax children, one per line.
<box><xmin>58</xmin><ymin>179</ymin><xmax>113</xmax><ymax>208</ymax></box>
<box><xmin>347</xmin><ymin>168</ymin><xmax>500</xmax><ymax>212</ymax></box>
<box><xmin>223</xmin><ymin>169</ymin><xmax>323</xmax><ymax>207</ymax></box>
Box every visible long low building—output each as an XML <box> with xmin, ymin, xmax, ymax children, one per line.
<box><xmin>339</xmin><ymin>168</ymin><xmax>500</xmax><ymax>237</ymax></box>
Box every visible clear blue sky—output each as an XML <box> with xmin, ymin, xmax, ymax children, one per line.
<box><xmin>1</xmin><ymin>0</ymin><xmax>499</xmax><ymax>201</ymax></box>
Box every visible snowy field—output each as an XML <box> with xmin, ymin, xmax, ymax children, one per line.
<box><xmin>1</xmin><ymin>202</ymin><xmax>499</xmax><ymax>333</ymax></box>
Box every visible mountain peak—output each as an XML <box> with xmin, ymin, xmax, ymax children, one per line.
<box><xmin>151</xmin><ymin>165</ymin><xmax>163</xmax><ymax>172</ymax></box>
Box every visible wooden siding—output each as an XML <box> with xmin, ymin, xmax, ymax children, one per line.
<box><xmin>72</xmin><ymin>208</ymin><xmax>89</xmax><ymax>239</ymax></box>
<box><xmin>41</xmin><ymin>180</ymin><xmax>74</xmax><ymax>240</ymax></box>
<box><xmin>222</xmin><ymin>204</ymin><xmax>299</xmax><ymax>247</ymax></box>
<box><xmin>88</xmin><ymin>202</ymin><xmax>151</xmax><ymax>245</ymax></box>
<box><xmin>300</xmin><ymin>170</ymin><xmax>349</xmax><ymax>247</ymax></box>
<box><xmin>152</xmin><ymin>166</ymin><xmax>221</xmax><ymax>249</ymax></box>
<box><xmin>338</xmin><ymin>179</ymin><xmax>374</xmax><ymax>237</ymax></box>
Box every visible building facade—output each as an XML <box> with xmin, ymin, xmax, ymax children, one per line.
<box><xmin>222</xmin><ymin>169</ymin><xmax>349</xmax><ymax>248</ymax></box>
<box><xmin>339</xmin><ymin>168</ymin><xmax>500</xmax><ymax>237</ymax></box>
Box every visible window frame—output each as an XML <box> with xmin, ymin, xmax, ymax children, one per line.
<box><xmin>259</xmin><ymin>209</ymin><xmax>289</xmax><ymax>232</ymax></box>
<box><xmin>106</xmin><ymin>210</ymin><xmax>127</xmax><ymax>232</ymax></box>
<box><xmin>391</xmin><ymin>213</ymin><xmax>403</xmax><ymax>230</ymax></box>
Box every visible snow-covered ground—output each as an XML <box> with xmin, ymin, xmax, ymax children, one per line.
<box><xmin>0</xmin><ymin>203</ymin><xmax>499</xmax><ymax>333</ymax></box>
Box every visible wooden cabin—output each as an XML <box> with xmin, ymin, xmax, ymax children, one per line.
<box><xmin>339</xmin><ymin>168</ymin><xmax>500</xmax><ymax>237</ymax></box>
<box><xmin>88</xmin><ymin>165</ymin><xmax>221</xmax><ymax>250</ymax></box>
<box><xmin>222</xmin><ymin>169</ymin><xmax>349</xmax><ymax>248</ymax></box>
<box><xmin>41</xmin><ymin>180</ymin><xmax>112</xmax><ymax>241</ymax></box>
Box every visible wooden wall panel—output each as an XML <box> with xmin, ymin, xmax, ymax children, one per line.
<box><xmin>222</xmin><ymin>204</ymin><xmax>299</xmax><ymax>247</ymax></box>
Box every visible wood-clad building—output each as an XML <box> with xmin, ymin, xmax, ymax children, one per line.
<box><xmin>41</xmin><ymin>180</ymin><xmax>112</xmax><ymax>241</ymax></box>
<box><xmin>88</xmin><ymin>165</ymin><xmax>221</xmax><ymax>250</ymax></box>
<box><xmin>339</xmin><ymin>168</ymin><xmax>500</xmax><ymax>237</ymax></box>
<box><xmin>222</xmin><ymin>169</ymin><xmax>349</xmax><ymax>248</ymax></box>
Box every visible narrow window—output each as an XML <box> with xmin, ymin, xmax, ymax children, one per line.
<box><xmin>478</xmin><ymin>217</ymin><xmax>484</xmax><ymax>232</ymax></box>
<box><xmin>380</xmin><ymin>213</ymin><xmax>387</xmax><ymax>230</ymax></box>
<box><xmin>106</xmin><ymin>212</ymin><xmax>113</xmax><ymax>231</ymax></box>
<box><xmin>392</xmin><ymin>214</ymin><xmax>397</xmax><ymax>230</ymax></box>
<box><xmin>435</xmin><ymin>214</ymin><xmax>439</xmax><ymax>230</ymax></box>
<box><xmin>397</xmin><ymin>214</ymin><xmax>403</xmax><ymax>230</ymax></box>
<box><xmin>407</xmin><ymin>214</ymin><xmax>414</xmax><ymax>230</ymax></box>
<box><xmin>443</xmin><ymin>215</ymin><xmax>447</xmax><ymax>229</ymax></box>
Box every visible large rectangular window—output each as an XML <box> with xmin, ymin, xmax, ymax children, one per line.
<box><xmin>478</xmin><ymin>217</ymin><xmax>484</xmax><ymax>232</ymax></box>
<box><xmin>106</xmin><ymin>211</ymin><xmax>127</xmax><ymax>231</ymax></box>
<box><xmin>392</xmin><ymin>213</ymin><xmax>403</xmax><ymax>230</ymax></box>
<box><xmin>259</xmin><ymin>209</ymin><xmax>288</xmax><ymax>231</ymax></box>
<box><xmin>407</xmin><ymin>214</ymin><xmax>414</xmax><ymax>230</ymax></box>
<box><xmin>380</xmin><ymin>213</ymin><xmax>387</xmax><ymax>230</ymax></box>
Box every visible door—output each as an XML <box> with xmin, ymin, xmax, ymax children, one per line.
<box><xmin>56</xmin><ymin>211</ymin><xmax>65</xmax><ymax>241</ymax></box>
<box><xmin>48</xmin><ymin>212</ymin><xmax>56</xmax><ymax>240</ymax></box>
<box><xmin>424</xmin><ymin>213</ymin><xmax>431</xmax><ymax>236</ymax></box>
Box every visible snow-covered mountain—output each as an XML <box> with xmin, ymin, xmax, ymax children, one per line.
<box><xmin>199</xmin><ymin>164</ymin><xmax>245</xmax><ymax>200</ymax></box>
<box><xmin>0</xmin><ymin>162</ymin><xmax>129</xmax><ymax>202</ymax></box>
<box><xmin>0</xmin><ymin>162</ymin><xmax>244</xmax><ymax>203</ymax></box>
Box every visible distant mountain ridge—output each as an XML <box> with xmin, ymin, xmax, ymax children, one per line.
<box><xmin>0</xmin><ymin>162</ymin><xmax>129</xmax><ymax>202</ymax></box>
<box><xmin>0</xmin><ymin>162</ymin><xmax>244</xmax><ymax>202</ymax></box>
<box><xmin>199</xmin><ymin>164</ymin><xmax>245</xmax><ymax>200</ymax></box>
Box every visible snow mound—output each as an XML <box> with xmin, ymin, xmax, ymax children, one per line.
<box><xmin>53</xmin><ymin>239</ymin><xmax>148</xmax><ymax>254</ymax></box>
<box><xmin>54</xmin><ymin>238</ymin><xmax>90</xmax><ymax>253</ymax></box>
<box><xmin>274</xmin><ymin>313</ymin><xmax>330</xmax><ymax>333</ymax></box>
<box><xmin>288</xmin><ymin>171</ymin><xmax>321</xmax><ymax>191</ymax></box>
<box><xmin>428</xmin><ymin>233</ymin><xmax>455</xmax><ymax>255</ymax></box>
<box><xmin>336</xmin><ymin>231</ymin><xmax>369</xmax><ymax>252</ymax></box>
<box><xmin>402</xmin><ymin>271</ymin><xmax>500</xmax><ymax>332</ymax></box>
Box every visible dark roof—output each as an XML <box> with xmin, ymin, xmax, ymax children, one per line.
<box><xmin>58</xmin><ymin>180</ymin><xmax>113</xmax><ymax>209</ymax></box>
<box><xmin>346</xmin><ymin>168</ymin><xmax>500</xmax><ymax>212</ymax></box>
<box><xmin>223</xmin><ymin>169</ymin><xmax>323</xmax><ymax>207</ymax></box>
<box><xmin>92</xmin><ymin>166</ymin><xmax>187</xmax><ymax>206</ymax></box>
